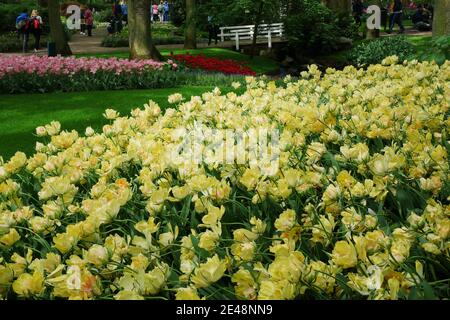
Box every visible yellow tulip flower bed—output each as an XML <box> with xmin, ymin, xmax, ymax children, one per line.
<box><xmin>0</xmin><ymin>56</ymin><xmax>449</xmax><ymax>300</ymax></box>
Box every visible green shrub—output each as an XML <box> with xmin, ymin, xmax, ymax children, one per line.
<box><xmin>0</xmin><ymin>1</ymin><xmax>49</xmax><ymax>33</ymax></box>
<box><xmin>0</xmin><ymin>33</ymin><xmax>23</xmax><ymax>52</ymax></box>
<box><xmin>102</xmin><ymin>33</ymin><xmax>184</xmax><ymax>48</ymax></box>
<box><xmin>0</xmin><ymin>33</ymin><xmax>47</xmax><ymax>53</ymax></box>
<box><xmin>177</xmin><ymin>71</ymin><xmax>245</xmax><ymax>87</ymax></box>
<box><xmin>101</xmin><ymin>24</ymin><xmax>184</xmax><ymax>47</ymax></box>
<box><xmin>152</xmin><ymin>23</ymin><xmax>181</xmax><ymax>37</ymax></box>
<box><xmin>415</xmin><ymin>36</ymin><xmax>450</xmax><ymax>65</ymax></box>
<box><xmin>88</xmin><ymin>1</ymin><xmax>113</xmax><ymax>12</ymax></box>
<box><xmin>0</xmin><ymin>3</ymin><xmax>26</xmax><ymax>33</ymax></box>
<box><xmin>100</xmin><ymin>30</ymin><xmax>127</xmax><ymax>47</ymax></box>
<box><xmin>101</xmin><ymin>34</ymin><xmax>129</xmax><ymax>47</ymax></box>
<box><xmin>0</xmin><ymin>70</ymin><xmax>243</xmax><ymax>94</ymax></box>
<box><xmin>94</xmin><ymin>9</ymin><xmax>113</xmax><ymax>23</ymax></box>
<box><xmin>348</xmin><ymin>36</ymin><xmax>415</xmax><ymax>67</ymax></box>
<box><xmin>335</xmin><ymin>12</ymin><xmax>359</xmax><ymax>40</ymax></box>
<box><xmin>283</xmin><ymin>0</ymin><xmax>340</xmax><ymax>55</ymax></box>
<box><xmin>0</xmin><ymin>70</ymin><xmax>177</xmax><ymax>94</ymax></box>
<box><xmin>169</xmin><ymin>0</ymin><xmax>185</xmax><ymax>27</ymax></box>
<box><xmin>153</xmin><ymin>36</ymin><xmax>185</xmax><ymax>45</ymax></box>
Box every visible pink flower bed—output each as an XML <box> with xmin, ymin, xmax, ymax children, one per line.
<box><xmin>0</xmin><ymin>55</ymin><xmax>173</xmax><ymax>78</ymax></box>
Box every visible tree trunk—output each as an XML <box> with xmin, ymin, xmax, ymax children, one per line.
<box><xmin>322</xmin><ymin>0</ymin><xmax>352</xmax><ymax>13</ymax></box>
<box><xmin>128</xmin><ymin>0</ymin><xmax>162</xmax><ymax>60</ymax></box>
<box><xmin>47</xmin><ymin>0</ymin><xmax>72</xmax><ymax>55</ymax></box>
<box><xmin>433</xmin><ymin>0</ymin><xmax>450</xmax><ymax>37</ymax></box>
<box><xmin>250</xmin><ymin>1</ymin><xmax>264</xmax><ymax>59</ymax></box>
<box><xmin>184</xmin><ymin>0</ymin><xmax>197</xmax><ymax>49</ymax></box>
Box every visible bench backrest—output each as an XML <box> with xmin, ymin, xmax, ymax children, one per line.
<box><xmin>218</xmin><ymin>23</ymin><xmax>284</xmax><ymax>40</ymax></box>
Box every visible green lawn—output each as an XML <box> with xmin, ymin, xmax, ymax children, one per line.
<box><xmin>0</xmin><ymin>86</ymin><xmax>227</xmax><ymax>160</ymax></box>
<box><xmin>76</xmin><ymin>48</ymin><xmax>279</xmax><ymax>75</ymax></box>
<box><xmin>407</xmin><ymin>35</ymin><xmax>434</xmax><ymax>51</ymax></box>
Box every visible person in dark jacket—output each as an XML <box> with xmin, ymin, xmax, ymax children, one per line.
<box><xmin>388</xmin><ymin>0</ymin><xmax>405</xmax><ymax>34</ymax></box>
<box><xmin>207</xmin><ymin>15</ymin><xmax>219</xmax><ymax>46</ymax></box>
<box><xmin>424</xmin><ymin>4</ymin><xmax>434</xmax><ymax>21</ymax></box>
<box><xmin>380</xmin><ymin>1</ymin><xmax>389</xmax><ymax>32</ymax></box>
<box><xmin>352</xmin><ymin>0</ymin><xmax>364</xmax><ymax>27</ymax></box>
<box><xmin>121</xmin><ymin>1</ymin><xmax>128</xmax><ymax>24</ymax></box>
<box><xmin>15</xmin><ymin>9</ymin><xmax>30</xmax><ymax>53</ymax></box>
<box><xmin>80</xmin><ymin>7</ymin><xmax>86</xmax><ymax>35</ymax></box>
<box><xmin>114</xmin><ymin>1</ymin><xmax>123</xmax><ymax>19</ymax></box>
<box><xmin>411</xmin><ymin>5</ymin><xmax>431</xmax><ymax>31</ymax></box>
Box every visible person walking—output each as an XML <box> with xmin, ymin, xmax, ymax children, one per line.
<box><xmin>121</xmin><ymin>1</ymin><xmax>128</xmax><ymax>25</ymax></box>
<box><xmin>408</xmin><ymin>1</ymin><xmax>417</xmax><ymax>10</ymax></box>
<box><xmin>163</xmin><ymin>1</ymin><xmax>169</xmax><ymax>22</ymax></box>
<box><xmin>114</xmin><ymin>1</ymin><xmax>123</xmax><ymax>19</ymax></box>
<box><xmin>158</xmin><ymin>1</ymin><xmax>164</xmax><ymax>23</ymax></box>
<box><xmin>80</xmin><ymin>7</ymin><xmax>86</xmax><ymax>35</ymax></box>
<box><xmin>152</xmin><ymin>3</ymin><xmax>159</xmax><ymax>22</ymax></box>
<box><xmin>29</xmin><ymin>10</ymin><xmax>43</xmax><ymax>52</ymax></box>
<box><xmin>84</xmin><ymin>7</ymin><xmax>94</xmax><ymax>37</ymax></box>
<box><xmin>424</xmin><ymin>3</ymin><xmax>433</xmax><ymax>21</ymax></box>
<box><xmin>388</xmin><ymin>0</ymin><xmax>405</xmax><ymax>34</ymax></box>
<box><xmin>15</xmin><ymin>9</ymin><xmax>30</xmax><ymax>53</ymax></box>
<box><xmin>112</xmin><ymin>1</ymin><xmax>123</xmax><ymax>32</ymax></box>
<box><xmin>380</xmin><ymin>1</ymin><xmax>389</xmax><ymax>32</ymax></box>
<box><xmin>207</xmin><ymin>15</ymin><xmax>219</xmax><ymax>46</ymax></box>
<box><xmin>352</xmin><ymin>0</ymin><xmax>364</xmax><ymax>27</ymax></box>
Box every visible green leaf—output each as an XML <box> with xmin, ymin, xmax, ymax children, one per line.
<box><xmin>421</xmin><ymin>281</ymin><xmax>438</xmax><ymax>300</ymax></box>
<box><xmin>190</xmin><ymin>235</ymin><xmax>210</xmax><ymax>260</ymax></box>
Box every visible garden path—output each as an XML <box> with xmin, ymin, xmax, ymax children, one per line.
<box><xmin>381</xmin><ymin>29</ymin><xmax>432</xmax><ymax>37</ymax></box>
<box><xmin>0</xmin><ymin>27</ymin><xmax>430</xmax><ymax>57</ymax></box>
<box><xmin>67</xmin><ymin>27</ymin><xmax>286</xmax><ymax>54</ymax></box>
<box><xmin>0</xmin><ymin>27</ymin><xmax>286</xmax><ymax>56</ymax></box>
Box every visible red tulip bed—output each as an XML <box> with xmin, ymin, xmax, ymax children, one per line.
<box><xmin>170</xmin><ymin>53</ymin><xmax>257</xmax><ymax>76</ymax></box>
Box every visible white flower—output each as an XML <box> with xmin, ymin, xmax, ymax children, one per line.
<box><xmin>103</xmin><ymin>109</ymin><xmax>119</xmax><ymax>120</ymax></box>
<box><xmin>168</xmin><ymin>93</ymin><xmax>183</xmax><ymax>104</ymax></box>
<box><xmin>0</xmin><ymin>166</ymin><xmax>6</xmax><ymax>180</ymax></box>
<box><xmin>85</xmin><ymin>127</ymin><xmax>95</xmax><ymax>136</ymax></box>
<box><xmin>44</xmin><ymin>121</ymin><xmax>61</xmax><ymax>136</ymax></box>
<box><xmin>366</xmin><ymin>265</ymin><xmax>383</xmax><ymax>291</ymax></box>
<box><xmin>36</xmin><ymin>126</ymin><xmax>47</xmax><ymax>137</ymax></box>
<box><xmin>35</xmin><ymin>142</ymin><xmax>46</xmax><ymax>152</ymax></box>
<box><xmin>231</xmin><ymin>82</ymin><xmax>241</xmax><ymax>89</ymax></box>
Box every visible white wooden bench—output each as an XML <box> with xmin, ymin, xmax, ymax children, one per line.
<box><xmin>218</xmin><ymin>23</ymin><xmax>284</xmax><ymax>50</ymax></box>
